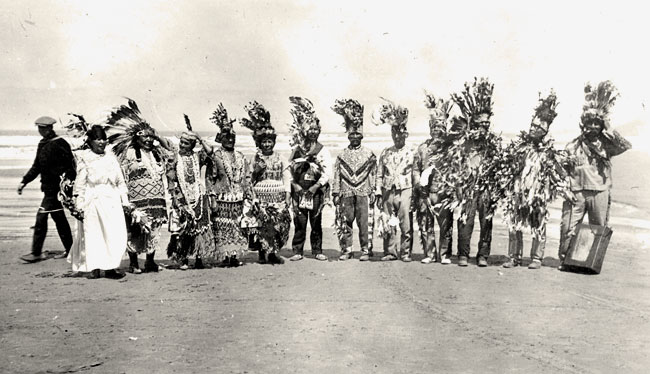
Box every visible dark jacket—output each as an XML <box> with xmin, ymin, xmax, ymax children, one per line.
<box><xmin>21</xmin><ymin>133</ymin><xmax>76</xmax><ymax>194</ymax></box>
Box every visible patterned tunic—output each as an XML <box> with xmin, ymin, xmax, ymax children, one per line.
<box><xmin>120</xmin><ymin>147</ymin><xmax>168</xmax><ymax>254</ymax></box>
<box><xmin>166</xmin><ymin>148</ymin><xmax>216</xmax><ymax>261</ymax></box>
<box><xmin>207</xmin><ymin>147</ymin><xmax>251</xmax><ymax>258</ymax></box>
<box><xmin>332</xmin><ymin>146</ymin><xmax>376</xmax><ymax>198</ymax></box>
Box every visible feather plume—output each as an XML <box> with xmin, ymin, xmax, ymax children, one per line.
<box><xmin>240</xmin><ymin>101</ymin><xmax>271</xmax><ymax>133</ymax></box>
<box><xmin>210</xmin><ymin>103</ymin><xmax>236</xmax><ymax>131</ymax></box>
<box><xmin>371</xmin><ymin>97</ymin><xmax>408</xmax><ymax>131</ymax></box>
<box><xmin>104</xmin><ymin>98</ymin><xmax>157</xmax><ymax>160</ymax></box>
<box><xmin>424</xmin><ymin>91</ymin><xmax>453</xmax><ymax>128</ymax></box>
<box><xmin>183</xmin><ymin>114</ymin><xmax>192</xmax><ymax>131</ymax></box>
<box><xmin>533</xmin><ymin>90</ymin><xmax>559</xmax><ymax>124</ymax></box>
<box><xmin>331</xmin><ymin>99</ymin><xmax>363</xmax><ymax>130</ymax></box>
<box><xmin>289</xmin><ymin>96</ymin><xmax>319</xmax><ymax>149</ymax></box>
<box><xmin>451</xmin><ymin>77</ymin><xmax>494</xmax><ymax>120</ymax></box>
<box><xmin>581</xmin><ymin>80</ymin><xmax>619</xmax><ymax>123</ymax></box>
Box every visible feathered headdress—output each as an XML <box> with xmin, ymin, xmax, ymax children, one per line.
<box><xmin>424</xmin><ymin>91</ymin><xmax>453</xmax><ymax>130</ymax></box>
<box><xmin>240</xmin><ymin>101</ymin><xmax>275</xmax><ymax>146</ymax></box>
<box><xmin>332</xmin><ymin>99</ymin><xmax>364</xmax><ymax>134</ymax></box>
<box><xmin>105</xmin><ymin>98</ymin><xmax>158</xmax><ymax>160</ymax></box>
<box><xmin>210</xmin><ymin>103</ymin><xmax>236</xmax><ymax>142</ymax></box>
<box><xmin>289</xmin><ymin>96</ymin><xmax>320</xmax><ymax>149</ymax></box>
<box><xmin>64</xmin><ymin>113</ymin><xmax>91</xmax><ymax>138</ymax></box>
<box><xmin>452</xmin><ymin>77</ymin><xmax>494</xmax><ymax>121</ymax></box>
<box><xmin>581</xmin><ymin>80</ymin><xmax>619</xmax><ymax>126</ymax></box>
<box><xmin>371</xmin><ymin>97</ymin><xmax>409</xmax><ymax>134</ymax></box>
<box><xmin>532</xmin><ymin>90</ymin><xmax>559</xmax><ymax>128</ymax></box>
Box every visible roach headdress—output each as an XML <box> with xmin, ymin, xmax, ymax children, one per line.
<box><xmin>452</xmin><ymin>77</ymin><xmax>494</xmax><ymax>123</ymax></box>
<box><xmin>532</xmin><ymin>90</ymin><xmax>559</xmax><ymax>131</ymax></box>
<box><xmin>210</xmin><ymin>103</ymin><xmax>236</xmax><ymax>142</ymax></box>
<box><xmin>424</xmin><ymin>91</ymin><xmax>453</xmax><ymax>131</ymax></box>
<box><xmin>289</xmin><ymin>96</ymin><xmax>320</xmax><ymax>150</ymax></box>
<box><xmin>240</xmin><ymin>101</ymin><xmax>275</xmax><ymax>146</ymax></box>
<box><xmin>371</xmin><ymin>97</ymin><xmax>409</xmax><ymax>134</ymax></box>
<box><xmin>581</xmin><ymin>80</ymin><xmax>619</xmax><ymax>127</ymax></box>
<box><xmin>332</xmin><ymin>98</ymin><xmax>364</xmax><ymax>134</ymax></box>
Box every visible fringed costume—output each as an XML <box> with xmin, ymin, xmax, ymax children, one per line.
<box><xmin>501</xmin><ymin>91</ymin><xmax>571</xmax><ymax>268</ymax></box>
<box><xmin>331</xmin><ymin>99</ymin><xmax>377</xmax><ymax>260</ymax></box>
<box><xmin>414</xmin><ymin>92</ymin><xmax>454</xmax><ymax>264</ymax></box>
<box><xmin>166</xmin><ymin>129</ymin><xmax>217</xmax><ymax>265</ymax></box>
<box><xmin>373</xmin><ymin>98</ymin><xmax>415</xmax><ymax>261</ymax></box>
<box><xmin>207</xmin><ymin>104</ymin><xmax>251</xmax><ymax>261</ymax></box>
<box><xmin>239</xmin><ymin>102</ymin><xmax>291</xmax><ymax>263</ymax></box>
<box><xmin>446</xmin><ymin>78</ymin><xmax>503</xmax><ymax>266</ymax></box>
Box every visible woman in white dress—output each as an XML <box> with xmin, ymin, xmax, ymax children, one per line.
<box><xmin>68</xmin><ymin>125</ymin><xmax>130</xmax><ymax>279</ymax></box>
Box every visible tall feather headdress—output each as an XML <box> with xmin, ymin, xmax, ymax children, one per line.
<box><xmin>371</xmin><ymin>97</ymin><xmax>409</xmax><ymax>134</ymax></box>
<box><xmin>532</xmin><ymin>90</ymin><xmax>559</xmax><ymax>128</ymax></box>
<box><xmin>104</xmin><ymin>98</ymin><xmax>158</xmax><ymax>160</ymax></box>
<box><xmin>210</xmin><ymin>103</ymin><xmax>236</xmax><ymax>141</ymax></box>
<box><xmin>581</xmin><ymin>80</ymin><xmax>619</xmax><ymax>126</ymax></box>
<box><xmin>424</xmin><ymin>91</ymin><xmax>453</xmax><ymax>130</ymax></box>
<box><xmin>332</xmin><ymin>98</ymin><xmax>364</xmax><ymax>134</ymax></box>
<box><xmin>289</xmin><ymin>96</ymin><xmax>319</xmax><ymax>149</ymax></box>
<box><xmin>240</xmin><ymin>101</ymin><xmax>275</xmax><ymax>145</ymax></box>
<box><xmin>452</xmin><ymin>77</ymin><xmax>494</xmax><ymax>121</ymax></box>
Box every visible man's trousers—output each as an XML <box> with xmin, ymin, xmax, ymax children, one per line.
<box><xmin>558</xmin><ymin>189</ymin><xmax>610</xmax><ymax>261</ymax></box>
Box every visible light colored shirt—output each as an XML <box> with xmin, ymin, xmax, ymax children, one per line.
<box><xmin>376</xmin><ymin>144</ymin><xmax>416</xmax><ymax>194</ymax></box>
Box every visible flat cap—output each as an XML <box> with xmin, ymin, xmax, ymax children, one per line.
<box><xmin>34</xmin><ymin>116</ymin><xmax>56</xmax><ymax>126</ymax></box>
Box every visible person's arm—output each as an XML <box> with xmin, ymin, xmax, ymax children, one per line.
<box><xmin>316</xmin><ymin>147</ymin><xmax>332</xmax><ymax>187</ymax></box>
<box><xmin>60</xmin><ymin>139</ymin><xmax>77</xmax><ymax>181</ymax></box>
<box><xmin>19</xmin><ymin>143</ymin><xmax>42</xmax><ymax>193</ymax></box>
<box><xmin>114</xmin><ymin>156</ymin><xmax>130</xmax><ymax>207</ymax></box>
<box><xmin>155</xmin><ymin>133</ymin><xmax>173</xmax><ymax>152</ymax></box>
<box><xmin>368</xmin><ymin>152</ymin><xmax>377</xmax><ymax>205</ymax></box>
<box><xmin>73</xmin><ymin>155</ymin><xmax>88</xmax><ymax>211</ymax></box>
<box><xmin>602</xmin><ymin>129</ymin><xmax>632</xmax><ymax>157</ymax></box>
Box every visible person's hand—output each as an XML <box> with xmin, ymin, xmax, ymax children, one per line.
<box><xmin>285</xmin><ymin>192</ymin><xmax>291</xmax><ymax>207</ymax></box>
<box><xmin>17</xmin><ymin>183</ymin><xmax>25</xmax><ymax>195</ymax></box>
<box><xmin>292</xmin><ymin>182</ymin><xmax>303</xmax><ymax>193</ymax></box>
<box><xmin>307</xmin><ymin>183</ymin><xmax>320</xmax><ymax>195</ymax></box>
<box><xmin>332</xmin><ymin>193</ymin><xmax>340</xmax><ymax>206</ymax></box>
<box><xmin>369</xmin><ymin>194</ymin><xmax>376</xmax><ymax>206</ymax></box>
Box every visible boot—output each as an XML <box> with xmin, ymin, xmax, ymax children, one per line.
<box><xmin>268</xmin><ymin>252</ymin><xmax>285</xmax><ymax>265</ymax></box>
<box><xmin>258</xmin><ymin>249</ymin><xmax>267</xmax><ymax>264</ymax></box>
<box><xmin>144</xmin><ymin>252</ymin><xmax>159</xmax><ymax>272</ymax></box>
<box><xmin>194</xmin><ymin>257</ymin><xmax>204</xmax><ymax>269</ymax></box>
<box><xmin>128</xmin><ymin>252</ymin><xmax>142</xmax><ymax>274</ymax></box>
<box><xmin>229</xmin><ymin>255</ymin><xmax>243</xmax><ymax>267</ymax></box>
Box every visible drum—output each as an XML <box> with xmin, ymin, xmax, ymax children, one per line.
<box><xmin>563</xmin><ymin>224</ymin><xmax>613</xmax><ymax>274</ymax></box>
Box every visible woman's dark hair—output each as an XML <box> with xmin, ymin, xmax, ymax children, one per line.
<box><xmin>86</xmin><ymin>125</ymin><xmax>107</xmax><ymax>141</ymax></box>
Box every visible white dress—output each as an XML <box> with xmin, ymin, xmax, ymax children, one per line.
<box><xmin>68</xmin><ymin>149</ymin><xmax>129</xmax><ymax>272</ymax></box>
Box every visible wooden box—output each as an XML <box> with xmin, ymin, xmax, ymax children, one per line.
<box><xmin>563</xmin><ymin>223</ymin><xmax>613</xmax><ymax>274</ymax></box>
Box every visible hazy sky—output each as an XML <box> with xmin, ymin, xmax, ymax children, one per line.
<box><xmin>1</xmin><ymin>0</ymin><xmax>648</xmax><ymax>141</ymax></box>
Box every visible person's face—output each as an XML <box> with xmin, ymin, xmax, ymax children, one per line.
<box><xmin>528</xmin><ymin>117</ymin><xmax>548</xmax><ymax>141</ymax></box>
<box><xmin>471</xmin><ymin>113</ymin><xmax>490</xmax><ymax>130</ymax></box>
<box><xmin>306</xmin><ymin>124</ymin><xmax>320</xmax><ymax>141</ymax></box>
<box><xmin>179</xmin><ymin>137</ymin><xmax>195</xmax><ymax>152</ymax></box>
<box><xmin>391</xmin><ymin>129</ymin><xmax>407</xmax><ymax>148</ymax></box>
<box><xmin>582</xmin><ymin>117</ymin><xmax>604</xmax><ymax>138</ymax></box>
<box><xmin>260</xmin><ymin>138</ymin><xmax>275</xmax><ymax>154</ymax></box>
<box><xmin>429</xmin><ymin>121</ymin><xmax>445</xmax><ymax>140</ymax></box>
<box><xmin>348</xmin><ymin>131</ymin><xmax>363</xmax><ymax>147</ymax></box>
<box><xmin>89</xmin><ymin>137</ymin><xmax>108</xmax><ymax>154</ymax></box>
<box><xmin>221</xmin><ymin>133</ymin><xmax>236</xmax><ymax>150</ymax></box>
<box><xmin>136</xmin><ymin>131</ymin><xmax>155</xmax><ymax>151</ymax></box>
<box><xmin>37</xmin><ymin>125</ymin><xmax>52</xmax><ymax>138</ymax></box>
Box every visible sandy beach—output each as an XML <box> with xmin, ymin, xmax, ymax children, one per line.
<box><xmin>1</xmin><ymin>143</ymin><xmax>650</xmax><ymax>373</ymax></box>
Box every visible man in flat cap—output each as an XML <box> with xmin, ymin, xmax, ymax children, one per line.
<box><xmin>18</xmin><ymin>116</ymin><xmax>76</xmax><ymax>263</ymax></box>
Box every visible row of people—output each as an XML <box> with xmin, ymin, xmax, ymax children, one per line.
<box><xmin>17</xmin><ymin>78</ymin><xmax>631</xmax><ymax>278</ymax></box>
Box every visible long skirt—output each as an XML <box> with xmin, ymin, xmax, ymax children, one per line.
<box><xmin>212</xmin><ymin>200</ymin><xmax>247</xmax><ymax>260</ymax></box>
<box><xmin>68</xmin><ymin>186</ymin><xmax>127</xmax><ymax>272</ymax></box>
<box><xmin>167</xmin><ymin>195</ymin><xmax>217</xmax><ymax>261</ymax></box>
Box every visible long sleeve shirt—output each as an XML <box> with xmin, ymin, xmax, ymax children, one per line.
<box><xmin>565</xmin><ymin>129</ymin><xmax>631</xmax><ymax>191</ymax></box>
<box><xmin>376</xmin><ymin>144</ymin><xmax>416</xmax><ymax>194</ymax></box>
<box><xmin>22</xmin><ymin>132</ymin><xmax>76</xmax><ymax>194</ymax></box>
<box><xmin>332</xmin><ymin>145</ymin><xmax>376</xmax><ymax>198</ymax></box>
<box><xmin>289</xmin><ymin>142</ymin><xmax>332</xmax><ymax>190</ymax></box>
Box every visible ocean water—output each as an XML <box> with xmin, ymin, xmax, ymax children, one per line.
<box><xmin>1</xmin><ymin>130</ymin><xmax>648</xmax><ymax>229</ymax></box>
